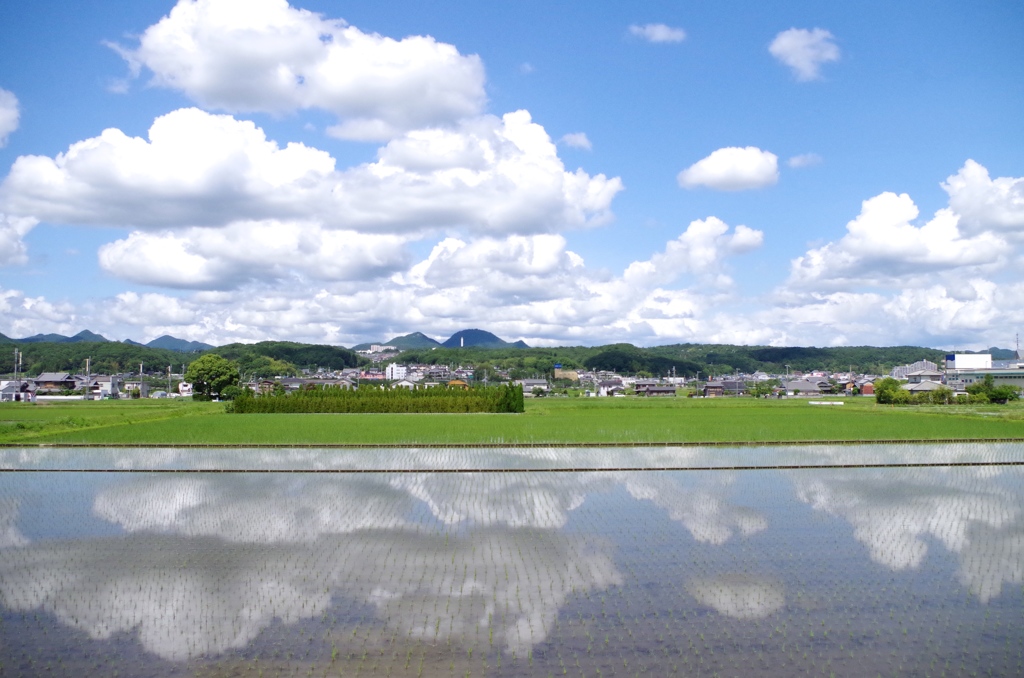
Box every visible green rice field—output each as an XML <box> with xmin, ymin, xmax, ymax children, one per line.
<box><xmin>3</xmin><ymin>396</ymin><xmax>1024</xmax><ymax>446</ymax></box>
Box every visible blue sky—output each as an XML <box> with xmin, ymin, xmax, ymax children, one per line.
<box><xmin>0</xmin><ymin>0</ymin><xmax>1022</xmax><ymax>349</ymax></box>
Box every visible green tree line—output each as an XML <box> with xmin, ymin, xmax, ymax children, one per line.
<box><xmin>1</xmin><ymin>335</ymin><xmax>949</xmax><ymax>380</ymax></box>
<box><xmin>397</xmin><ymin>343</ymin><xmax>948</xmax><ymax>378</ymax></box>
<box><xmin>0</xmin><ymin>339</ymin><xmax>365</xmax><ymax>379</ymax></box>
<box><xmin>0</xmin><ymin>342</ymin><xmax>188</xmax><ymax>376</ymax></box>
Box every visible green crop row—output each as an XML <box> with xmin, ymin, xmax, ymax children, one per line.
<box><xmin>227</xmin><ymin>383</ymin><xmax>526</xmax><ymax>414</ymax></box>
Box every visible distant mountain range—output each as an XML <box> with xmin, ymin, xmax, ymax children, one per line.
<box><xmin>0</xmin><ymin>330</ymin><xmax>212</xmax><ymax>352</ymax></box>
<box><xmin>143</xmin><ymin>335</ymin><xmax>214</xmax><ymax>352</ymax></box>
<box><xmin>0</xmin><ymin>326</ymin><xmax>1016</xmax><ymax>360</ymax></box>
<box><xmin>350</xmin><ymin>331</ymin><xmax>442</xmax><ymax>352</ymax></box>
<box><xmin>441</xmin><ymin>329</ymin><xmax>529</xmax><ymax>349</ymax></box>
<box><xmin>352</xmin><ymin>329</ymin><xmax>529</xmax><ymax>351</ymax></box>
<box><xmin>11</xmin><ymin>330</ymin><xmax>111</xmax><ymax>344</ymax></box>
<box><xmin>2</xmin><ymin>327</ymin><xmax>532</xmax><ymax>353</ymax></box>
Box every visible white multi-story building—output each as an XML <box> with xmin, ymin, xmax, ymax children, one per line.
<box><xmin>385</xmin><ymin>363</ymin><xmax>408</xmax><ymax>380</ymax></box>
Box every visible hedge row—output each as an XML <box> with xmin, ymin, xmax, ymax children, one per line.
<box><xmin>228</xmin><ymin>383</ymin><xmax>525</xmax><ymax>414</ymax></box>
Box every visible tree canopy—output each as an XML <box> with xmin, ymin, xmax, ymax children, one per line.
<box><xmin>184</xmin><ymin>354</ymin><xmax>239</xmax><ymax>400</ymax></box>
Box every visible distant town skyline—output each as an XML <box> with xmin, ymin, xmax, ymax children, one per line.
<box><xmin>0</xmin><ymin>0</ymin><xmax>1022</xmax><ymax>349</ymax></box>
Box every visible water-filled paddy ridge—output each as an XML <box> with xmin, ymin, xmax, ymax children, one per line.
<box><xmin>1</xmin><ymin>444</ymin><xmax>1022</xmax><ymax>676</ymax></box>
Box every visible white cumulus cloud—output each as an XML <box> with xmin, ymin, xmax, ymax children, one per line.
<box><xmin>0</xmin><ymin>285</ymin><xmax>79</xmax><ymax>339</ymax></box>
<box><xmin>59</xmin><ymin>214</ymin><xmax>762</xmax><ymax>347</ymax></box>
<box><xmin>0</xmin><ymin>214</ymin><xmax>37</xmax><ymax>266</ymax></box>
<box><xmin>788</xmin><ymin>191</ymin><xmax>1006</xmax><ymax>288</ymax></box>
<box><xmin>942</xmin><ymin>159</ymin><xmax>1024</xmax><ymax>235</ymax></box>
<box><xmin>99</xmin><ymin>221</ymin><xmax>411</xmax><ymax>289</ymax></box>
<box><xmin>115</xmin><ymin>0</ymin><xmax>486</xmax><ymax>141</ymax></box>
<box><xmin>769</xmin><ymin>28</ymin><xmax>840</xmax><ymax>81</ymax></box>
<box><xmin>678</xmin><ymin>146</ymin><xmax>779</xmax><ymax>191</ymax></box>
<box><xmin>624</xmin><ymin>218</ymin><xmax>763</xmax><ymax>289</ymax></box>
<box><xmin>0</xmin><ymin>108</ymin><xmax>622</xmax><ymax>238</ymax></box>
<box><xmin>628</xmin><ymin>23</ymin><xmax>686</xmax><ymax>43</ymax></box>
<box><xmin>0</xmin><ymin>88</ymin><xmax>19</xmax><ymax>147</ymax></box>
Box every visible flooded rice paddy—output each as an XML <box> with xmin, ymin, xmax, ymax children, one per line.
<box><xmin>1</xmin><ymin>444</ymin><xmax>1022</xmax><ymax>677</ymax></box>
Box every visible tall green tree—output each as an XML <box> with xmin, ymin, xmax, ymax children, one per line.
<box><xmin>185</xmin><ymin>354</ymin><xmax>238</xmax><ymax>400</ymax></box>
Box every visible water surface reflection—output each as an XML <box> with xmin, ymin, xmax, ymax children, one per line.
<box><xmin>0</xmin><ymin>444</ymin><xmax>1022</xmax><ymax>676</ymax></box>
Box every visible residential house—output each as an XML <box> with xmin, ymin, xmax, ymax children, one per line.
<box><xmin>721</xmin><ymin>379</ymin><xmax>747</xmax><ymax>396</ymax></box>
<box><xmin>122</xmin><ymin>379</ymin><xmax>150</xmax><ymax>398</ymax></box>
<box><xmin>637</xmin><ymin>384</ymin><xmax>677</xmax><ymax>397</ymax></box>
<box><xmin>516</xmin><ymin>378</ymin><xmax>550</xmax><ymax>394</ymax></box>
<box><xmin>703</xmin><ymin>381</ymin><xmax>725</xmax><ymax>397</ymax></box>
<box><xmin>32</xmin><ymin>372</ymin><xmax>78</xmax><ymax>394</ymax></box>
<box><xmin>784</xmin><ymin>379</ymin><xmax>822</xmax><ymax>396</ymax></box>
<box><xmin>903</xmin><ymin>380</ymin><xmax>946</xmax><ymax>394</ymax></box>
<box><xmin>906</xmin><ymin>369</ymin><xmax>944</xmax><ymax>384</ymax></box>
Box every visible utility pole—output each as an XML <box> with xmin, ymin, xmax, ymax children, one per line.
<box><xmin>13</xmin><ymin>348</ymin><xmax>20</xmax><ymax>402</ymax></box>
<box><xmin>85</xmin><ymin>357</ymin><xmax>91</xmax><ymax>400</ymax></box>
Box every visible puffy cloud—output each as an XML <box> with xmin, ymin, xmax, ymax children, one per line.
<box><xmin>0</xmin><ymin>108</ymin><xmax>621</xmax><ymax>238</ymax></box>
<box><xmin>765</xmin><ymin>160</ymin><xmax>1024</xmax><ymax>347</ymax></box>
<box><xmin>0</xmin><ymin>213</ymin><xmax>760</xmax><ymax>346</ymax></box>
<box><xmin>628</xmin><ymin>23</ymin><xmax>686</xmax><ymax>43</ymax></box>
<box><xmin>0</xmin><ymin>213</ymin><xmax>37</xmax><ymax>266</ymax></box>
<box><xmin>0</xmin><ymin>108</ymin><xmax>335</xmax><ymax>229</ymax></box>
<box><xmin>108</xmin><ymin>292</ymin><xmax>199</xmax><ymax>326</ymax></box>
<box><xmin>99</xmin><ymin>221</ymin><xmax>411</xmax><ymax>289</ymax></box>
<box><xmin>624</xmin><ymin>217</ymin><xmax>763</xmax><ymax>289</ymax></box>
<box><xmin>741</xmin><ymin>277</ymin><xmax>1024</xmax><ymax>349</ymax></box>
<box><xmin>368</xmin><ymin>112</ymin><xmax>622</xmax><ymax>234</ymax></box>
<box><xmin>769</xmin><ymin>27</ymin><xmax>840</xmax><ymax>81</ymax></box>
<box><xmin>0</xmin><ymin>285</ymin><xmax>79</xmax><ymax>339</ymax></box>
<box><xmin>116</xmin><ymin>0</ymin><xmax>486</xmax><ymax>141</ymax></box>
<box><xmin>678</xmin><ymin>146</ymin><xmax>779</xmax><ymax>191</ymax></box>
<box><xmin>0</xmin><ymin>87</ymin><xmax>19</xmax><ymax>147</ymax></box>
<box><xmin>788</xmin><ymin>192</ymin><xmax>1006</xmax><ymax>288</ymax></box>
<box><xmin>559</xmin><ymin>132</ymin><xmax>592</xmax><ymax>150</ymax></box>
<box><xmin>401</xmin><ymin>234</ymin><xmax>587</xmax><ymax>304</ymax></box>
<box><xmin>787</xmin><ymin>152</ymin><xmax>822</xmax><ymax>168</ymax></box>
<box><xmin>943</xmin><ymin>159</ymin><xmax>1024</xmax><ymax>235</ymax></box>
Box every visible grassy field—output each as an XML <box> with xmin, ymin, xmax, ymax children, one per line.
<box><xmin>3</xmin><ymin>396</ymin><xmax>1024</xmax><ymax>445</ymax></box>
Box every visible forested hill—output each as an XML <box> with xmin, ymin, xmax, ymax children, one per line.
<box><xmin>209</xmin><ymin>341</ymin><xmax>362</xmax><ymax>377</ymax></box>
<box><xmin>0</xmin><ymin>335</ymin><xmax>957</xmax><ymax>379</ymax></box>
<box><xmin>397</xmin><ymin>343</ymin><xmax>950</xmax><ymax>377</ymax></box>
<box><xmin>0</xmin><ymin>341</ymin><xmax>193</xmax><ymax>376</ymax></box>
<box><xmin>0</xmin><ymin>339</ymin><xmax>364</xmax><ymax>378</ymax></box>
